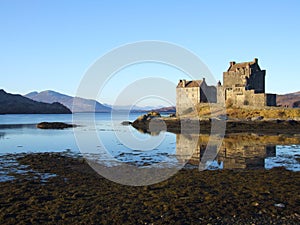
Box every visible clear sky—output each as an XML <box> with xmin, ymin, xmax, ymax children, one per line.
<box><xmin>1</xmin><ymin>0</ymin><xmax>300</xmax><ymax>106</ymax></box>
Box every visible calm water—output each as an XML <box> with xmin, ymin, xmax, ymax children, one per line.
<box><xmin>0</xmin><ymin>113</ymin><xmax>300</xmax><ymax>174</ymax></box>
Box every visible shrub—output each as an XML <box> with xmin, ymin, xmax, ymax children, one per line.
<box><xmin>277</xmin><ymin>111</ymin><xmax>286</xmax><ymax>118</ymax></box>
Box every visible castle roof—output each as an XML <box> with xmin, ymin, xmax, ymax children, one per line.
<box><xmin>227</xmin><ymin>58</ymin><xmax>259</xmax><ymax>72</ymax></box>
<box><xmin>177</xmin><ymin>80</ymin><xmax>204</xmax><ymax>88</ymax></box>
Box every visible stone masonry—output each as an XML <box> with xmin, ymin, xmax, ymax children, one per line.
<box><xmin>176</xmin><ymin>78</ymin><xmax>217</xmax><ymax>115</ymax></box>
<box><xmin>218</xmin><ymin>58</ymin><xmax>276</xmax><ymax>107</ymax></box>
<box><xmin>176</xmin><ymin>58</ymin><xmax>277</xmax><ymax>115</ymax></box>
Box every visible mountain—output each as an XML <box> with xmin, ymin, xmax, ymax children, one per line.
<box><xmin>105</xmin><ymin>104</ymin><xmax>166</xmax><ymax>112</ymax></box>
<box><xmin>277</xmin><ymin>91</ymin><xmax>300</xmax><ymax>108</ymax></box>
<box><xmin>0</xmin><ymin>89</ymin><xmax>71</xmax><ymax>114</ymax></box>
<box><xmin>152</xmin><ymin>106</ymin><xmax>176</xmax><ymax>112</ymax></box>
<box><xmin>25</xmin><ymin>90</ymin><xmax>111</xmax><ymax>113</ymax></box>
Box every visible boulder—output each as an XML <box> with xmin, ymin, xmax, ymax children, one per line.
<box><xmin>136</xmin><ymin>111</ymin><xmax>161</xmax><ymax>122</ymax></box>
<box><xmin>147</xmin><ymin>111</ymin><xmax>161</xmax><ymax>117</ymax></box>
<box><xmin>121</xmin><ymin>121</ymin><xmax>132</xmax><ymax>126</ymax></box>
<box><xmin>169</xmin><ymin>113</ymin><xmax>176</xmax><ymax>118</ymax></box>
<box><xmin>37</xmin><ymin>122</ymin><xmax>76</xmax><ymax>129</ymax></box>
<box><xmin>251</xmin><ymin>116</ymin><xmax>264</xmax><ymax>121</ymax></box>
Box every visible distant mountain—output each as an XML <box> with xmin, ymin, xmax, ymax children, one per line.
<box><xmin>0</xmin><ymin>89</ymin><xmax>71</xmax><ymax>114</ymax></box>
<box><xmin>152</xmin><ymin>106</ymin><xmax>176</xmax><ymax>112</ymax></box>
<box><xmin>25</xmin><ymin>90</ymin><xmax>175</xmax><ymax>113</ymax></box>
<box><xmin>105</xmin><ymin>104</ymin><xmax>167</xmax><ymax>112</ymax></box>
<box><xmin>277</xmin><ymin>91</ymin><xmax>300</xmax><ymax>108</ymax></box>
<box><xmin>25</xmin><ymin>90</ymin><xmax>111</xmax><ymax>113</ymax></box>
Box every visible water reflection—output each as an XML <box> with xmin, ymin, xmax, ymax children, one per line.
<box><xmin>135</xmin><ymin>127</ymin><xmax>161</xmax><ymax>136</ymax></box>
<box><xmin>176</xmin><ymin>133</ymin><xmax>300</xmax><ymax>171</ymax></box>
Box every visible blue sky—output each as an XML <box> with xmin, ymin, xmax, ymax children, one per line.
<box><xmin>1</xmin><ymin>0</ymin><xmax>300</xmax><ymax>106</ymax></box>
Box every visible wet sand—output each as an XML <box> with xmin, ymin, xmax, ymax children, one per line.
<box><xmin>1</xmin><ymin>152</ymin><xmax>300</xmax><ymax>224</ymax></box>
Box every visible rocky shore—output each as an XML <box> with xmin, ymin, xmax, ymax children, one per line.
<box><xmin>132</xmin><ymin>115</ymin><xmax>300</xmax><ymax>134</ymax></box>
<box><xmin>0</xmin><ymin>152</ymin><xmax>300</xmax><ymax>224</ymax></box>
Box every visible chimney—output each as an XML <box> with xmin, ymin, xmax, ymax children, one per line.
<box><xmin>254</xmin><ymin>58</ymin><xmax>258</xmax><ymax>63</ymax></box>
<box><xmin>230</xmin><ymin>61</ymin><xmax>236</xmax><ymax>66</ymax></box>
<box><xmin>182</xmin><ymin>79</ymin><xmax>186</xmax><ymax>87</ymax></box>
<box><xmin>203</xmin><ymin>77</ymin><xmax>206</xmax><ymax>83</ymax></box>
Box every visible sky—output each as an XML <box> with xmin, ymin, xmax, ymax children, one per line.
<box><xmin>1</xmin><ymin>0</ymin><xmax>300</xmax><ymax>106</ymax></box>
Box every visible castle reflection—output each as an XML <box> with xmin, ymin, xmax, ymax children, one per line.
<box><xmin>176</xmin><ymin>134</ymin><xmax>300</xmax><ymax>170</ymax></box>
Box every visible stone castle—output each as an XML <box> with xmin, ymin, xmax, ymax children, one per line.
<box><xmin>176</xmin><ymin>58</ymin><xmax>277</xmax><ymax>115</ymax></box>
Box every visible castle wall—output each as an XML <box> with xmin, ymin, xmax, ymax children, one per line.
<box><xmin>223</xmin><ymin>63</ymin><xmax>266</xmax><ymax>94</ymax></box>
<box><xmin>266</xmin><ymin>94</ymin><xmax>276</xmax><ymax>106</ymax></box>
<box><xmin>217</xmin><ymin>86</ymin><xmax>225</xmax><ymax>105</ymax></box>
<box><xmin>176</xmin><ymin>81</ymin><xmax>218</xmax><ymax>116</ymax></box>
<box><xmin>223</xmin><ymin>71</ymin><xmax>246</xmax><ymax>88</ymax></box>
<box><xmin>176</xmin><ymin>87</ymin><xmax>200</xmax><ymax>115</ymax></box>
<box><xmin>177</xmin><ymin>59</ymin><xmax>276</xmax><ymax>111</ymax></box>
<box><xmin>243</xmin><ymin>90</ymin><xmax>266</xmax><ymax>107</ymax></box>
<box><xmin>249</xmin><ymin>70</ymin><xmax>265</xmax><ymax>93</ymax></box>
<box><xmin>200</xmin><ymin>84</ymin><xmax>217</xmax><ymax>103</ymax></box>
<box><xmin>225</xmin><ymin>88</ymin><xmax>267</xmax><ymax>107</ymax></box>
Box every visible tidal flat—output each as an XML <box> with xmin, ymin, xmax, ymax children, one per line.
<box><xmin>0</xmin><ymin>152</ymin><xmax>299</xmax><ymax>225</ymax></box>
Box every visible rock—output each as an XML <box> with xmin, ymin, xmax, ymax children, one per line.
<box><xmin>251</xmin><ymin>116</ymin><xmax>264</xmax><ymax>121</ymax></box>
<box><xmin>276</xmin><ymin>119</ymin><xmax>284</xmax><ymax>123</ymax></box>
<box><xmin>274</xmin><ymin>203</ymin><xmax>285</xmax><ymax>208</ymax></box>
<box><xmin>37</xmin><ymin>122</ymin><xmax>76</xmax><ymax>129</ymax></box>
<box><xmin>147</xmin><ymin>111</ymin><xmax>161</xmax><ymax>117</ymax></box>
<box><xmin>251</xmin><ymin>202</ymin><xmax>259</xmax><ymax>207</ymax></box>
<box><xmin>136</xmin><ymin>111</ymin><xmax>161</xmax><ymax>122</ymax></box>
<box><xmin>136</xmin><ymin>114</ymin><xmax>147</xmax><ymax>121</ymax></box>
<box><xmin>288</xmin><ymin>119</ymin><xmax>298</xmax><ymax>125</ymax></box>
<box><xmin>132</xmin><ymin>111</ymin><xmax>163</xmax><ymax>134</ymax></box>
<box><xmin>121</xmin><ymin>121</ymin><xmax>132</xmax><ymax>126</ymax></box>
<box><xmin>169</xmin><ymin>113</ymin><xmax>176</xmax><ymax>118</ymax></box>
<box><xmin>211</xmin><ymin>114</ymin><xmax>228</xmax><ymax>121</ymax></box>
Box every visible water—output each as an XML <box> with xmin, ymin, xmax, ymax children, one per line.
<box><xmin>0</xmin><ymin>113</ymin><xmax>178</xmax><ymax>167</ymax></box>
<box><xmin>0</xmin><ymin>113</ymin><xmax>300</xmax><ymax>177</ymax></box>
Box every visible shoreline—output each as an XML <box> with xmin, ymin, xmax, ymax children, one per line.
<box><xmin>0</xmin><ymin>152</ymin><xmax>299</xmax><ymax>224</ymax></box>
<box><xmin>132</xmin><ymin>117</ymin><xmax>300</xmax><ymax>134</ymax></box>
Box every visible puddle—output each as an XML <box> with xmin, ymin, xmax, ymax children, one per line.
<box><xmin>0</xmin><ymin>154</ymin><xmax>58</xmax><ymax>183</ymax></box>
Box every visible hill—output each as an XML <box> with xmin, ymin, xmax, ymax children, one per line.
<box><xmin>0</xmin><ymin>90</ymin><xmax>71</xmax><ymax>114</ymax></box>
<box><xmin>107</xmin><ymin>104</ymin><xmax>175</xmax><ymax>113</ymax></box>
<box><xmin>152</xmin><ymin>106</ymin><xmax>176</xmax><ymax>113</ymax></box>
<box><xmin>277</xmin><ymin>91</ymin><xmax>300</xmax><ymax>107</ymax></box>
<box><xmin>25</xmin><ymin>90</ymin><xmax>111</xmax><ymax>113</ymax></box>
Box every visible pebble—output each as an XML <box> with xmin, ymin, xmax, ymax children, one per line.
<box><xmin>274</xmin><ymin>203</ymin><xmax>285</xmax><ymax>208</ymax></box>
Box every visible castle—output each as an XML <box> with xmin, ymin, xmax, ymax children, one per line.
<box><xmin>176</xmin><ymin>58</ymin><xmax>277</xmax><ymax>115</ymax></box>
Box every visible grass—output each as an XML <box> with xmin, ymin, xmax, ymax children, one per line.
<box><xmin>182</xmin><ymin>103</ymin><xmax>300</xmax><ymax>120</ymax></box>
<box><xmin>226</xmin><ymin>106</ymin><xmax>300</xmax><ymax>120</ymax></box>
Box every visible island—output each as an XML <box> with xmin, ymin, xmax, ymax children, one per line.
<box><xmin>132</xmin><ymin>59</ymin><xmax>300</xmax><ymax>135</ymax></box>
<box><xmin>36</xmin><ymin>122</ymin><xmax>76</xmax><ymax>129</ymax></box>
